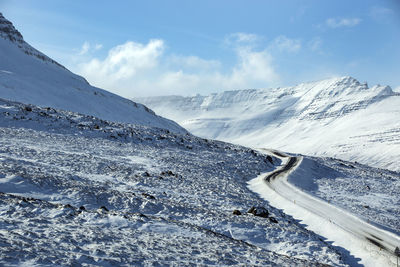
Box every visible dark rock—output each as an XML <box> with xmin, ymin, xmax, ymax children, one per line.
<box><xmin>266</xmin><ymin>156</ymin><xmax>273</xmax><ymax>164</ymax></box>
<box><xmin>141</xmin><ymin>193</ymin><xmax>155</xmax><ymax>200</ymax></box>
<box><xmin>232</xmin><ymin>209</ymin><xmax>242</xmax><ymax>215</ymax></box>
<box><xmin>24</xmin><ymin>106</ymin><xmax>32</xmax><ymax>112</ymax></box>
<box><xmin>247</xmin><ymin>206</ymin><xmax>269</xmax><ymax>218</ymax></box>
<box><xmin>160</xmin><ymin>170</ymin><xmax>175</xmax><ymax>176</ymax></box>
<box><xmin>269</xmin><ymin>217</ymin><xmax>278</xmax><ymax>223</ymax></box>
<box><xmin>79</xmin><ymin>206</ymin><xmax>86</xmax><ymax>211</ymax></box>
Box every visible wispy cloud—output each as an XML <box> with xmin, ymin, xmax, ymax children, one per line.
<box><xmin>326</xmin><ymin>17</ymin><xmax>361</xmax><ymax>28</ymax></box>
<box><xmin>370</xmin><ymin>6</ymin><xmax>393</xmax><ymax>23</ymax></box>
<box><xmin>225</xmin><ymin>32</ymin><xmax>261</xmax><ymax>45</ymax></box>
<box><xmin>79</xmin><ymin>41</ymin><xmax>103</xmax><ymax>55</ymax></box>
<box><xmin>94</xmin><ymin>44</ymin><xmax>103</xmax><ymax>50</ymax></box>
<box><xmin>167</xmin><ymin>55</ymin><xmax>221</xmax><ymax>71</ymax></box>
<box><xmin>308</xmin><ymin>37</ymin><xmax>322</xmax><ymax>52</ymax></box>
<box><xmin>79</xmin><ymin>41</ymin><xmax>90</xmax><ymax>55</ymax></box>
<box><xmin>270</xmin><ymin>35</ymin><xmax>301</xmax><ymax>53</ymax></box>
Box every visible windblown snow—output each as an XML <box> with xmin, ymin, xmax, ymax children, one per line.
<box><xmin>0</xmin><ymin>13</ymin><xmax>185</xmax><ymax>134</ymax></box>
<box><xmin>138</xmin><ymin>76</ymin><xmax>400</xmax><ymax>171</ymax></box>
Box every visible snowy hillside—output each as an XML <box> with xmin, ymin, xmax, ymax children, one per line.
<box><xmin>0</xmin><ymin>13</ymin><xmax>185</xmax><ymax>134</ymax></box>
<box><xmin>0</xmin><ymin>98</ymin><xmax>349</xmax><ymax>266</ymax></box>
<box><xmin>138</xmin><ymin>76</ymin><xmax>400</xmax><ymax>171</ymax></box>
<box><xmin>288</xmin><ymin>155</ymin><xmax>400</xmax><ymax>234</ymax></box>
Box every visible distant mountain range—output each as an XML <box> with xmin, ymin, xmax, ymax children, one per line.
<box><xmin>138</xmin><ymin>76</ymin><xmax>400</xmax><ymax>171</ymax></box>
<box><xmin>0</xmin><ymin>13</ymin><xmax>185</xmax><ymax>134</ymax></box>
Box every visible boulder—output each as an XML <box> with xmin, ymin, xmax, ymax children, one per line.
<box><xmin>247</xmin><ymin>206</ymin><xmax>269</xmax><ymax>218</ymax></box>
<box><xmin>269</xmin><ymin>217</ymin><xmax>278</xmax><ymax>223</ymax></box>
<box><xmin>232</xmin><ymin>209</ymin><xmax>242</xmax><ymax>215</ymax></box>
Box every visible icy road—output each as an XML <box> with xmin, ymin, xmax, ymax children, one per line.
<box><xmin>249</xmin><ymin>150</ymin><xmax>400</xmax><ymax>267</ymax></box>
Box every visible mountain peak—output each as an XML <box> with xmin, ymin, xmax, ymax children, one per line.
<box><xmin>0</xmin><ymin>12</ymin><xmax>65</xmax><ymax>68</ymax></box>
<box><xmin>0</xmin><ymin>12</ymin><xmax>24</xmax><ymax>44</ymax></box>
<box><xmin>334</xmin><ymin>76</ymin><xmax>364</xmax><ymax>87</ymax></box>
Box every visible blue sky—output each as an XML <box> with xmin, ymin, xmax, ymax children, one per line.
<box><xmin>1</xmin><ymin>0</ymin><xmax>400</xmax><ymax>97</ymax></box>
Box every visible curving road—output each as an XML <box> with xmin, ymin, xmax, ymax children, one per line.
<box><xmin>250</xmin><ymin>149</ymin><xmax>400</xmax><ymax>266</ymax></box>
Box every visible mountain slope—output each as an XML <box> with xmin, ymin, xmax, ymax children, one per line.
<box><xmin>137</xmin><ymin>76</ymin><xmax>400</xmax><ymax>171</ymax></box>
<box><xmin>0</xmin><ymin>13</ymin><xmax>185</xmax><ymax>134</ymax></box>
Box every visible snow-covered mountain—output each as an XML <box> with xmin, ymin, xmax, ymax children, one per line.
<box><xmin>137</xmin><ymin>76</ymin><xmax>400</xmax><ymax>171</ymax></box>
<box><xmin>0</xmin><ymin>13</ymin><xmax>185</xmax><ymax>134</ymax></box>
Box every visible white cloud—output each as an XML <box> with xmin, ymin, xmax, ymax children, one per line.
<box><xmin>77</xmin><ymin>37</ymin><xmax>279</xmax><ymax>97</ymax></box>
<box><xmin>80</xmin><ymin>39</ymin><xmax>163</xmax><ymax>83</ymax></box>
<box><xmin>231</xmin><ymin>47</ymin><xmax>278</xmax><ymax>86</ymax></box>
<box><xmin>326</xmin><ymin>17</ymin><xmax>361</xmax><ymax>28</ymax></box>
<box><xmin>271</xmin><ymin>35</ymin><xmax>301</xmax><ymax>53</ymax></box>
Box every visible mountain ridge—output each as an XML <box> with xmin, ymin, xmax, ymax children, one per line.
<box><xmin>137</xmin><ymin>76</ymin><xmax>400</xmax><ymax>171</ymax></box>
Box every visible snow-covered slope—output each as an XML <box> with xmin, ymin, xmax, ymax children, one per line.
<box><xmin>0</xmin><ymin>13</ymin><xmax>185</xmax><ymax>134</ymax></box>
<box><xmin>0</xmin><ymin>98</ymin><xmax>348</xmax><ymax>266</ymax></box>
<box><xmin>137</xmin><ymin>76</ymin><xmax>400</xmax><ymax>171</ymax></box>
